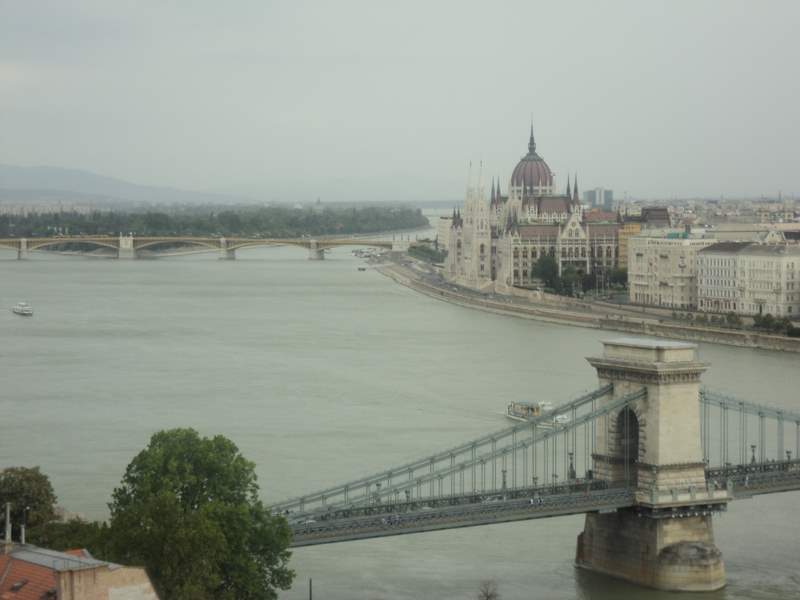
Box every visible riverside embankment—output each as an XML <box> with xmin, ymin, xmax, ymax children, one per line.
<box><xmin>377</xmin><ymin>261</ymin><xmax>800</xmax><ymax>354</ymax></box>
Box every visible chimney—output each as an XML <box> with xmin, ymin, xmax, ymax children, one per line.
<box><xmin>4</xmin><ymin>502</ymin><xmax>11</xmax><ymax>554</ymax></box>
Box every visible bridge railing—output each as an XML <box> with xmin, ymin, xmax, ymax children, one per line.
<box><xmin>269</xmin><ymin>384</ymin><xmax>613</xmax><ymax>514</ymax></box>
<box><xmin>270</xmin><ymin>385</ymin><xmax>656</xmax><ymax>518</ymax></box>
<box><xmin>700</xmin><ymin>388</ymin><xmax>800</xmax><ymax>469</ymax></box>
<box><xmin>290</xmin><ymin>486</ymin><xmax>638</xmax><ymax>546</ymax></box>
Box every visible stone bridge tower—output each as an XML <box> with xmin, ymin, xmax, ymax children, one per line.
<box><xmin>576</xmin><ymin>338</ymin><xmax>728</xmax><ymax>591</ymax></box>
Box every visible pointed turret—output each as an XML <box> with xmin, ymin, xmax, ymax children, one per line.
<box><xmin>566</xmin><ymin>174</ymin><xmax>571</xmax><ymax>199</ymax></box>
<box><xmin>528</xmin><ymin>121</ymin><xmax>536</xmax><ymax>154</ymax></box>
<box><xmin>496</xmin><ymin>179</ymin><xmax>502</xmax><ymax>200</ymax></box>
<box><xmin>573</xmin><ymin>174</ymin><xmax>579</xmax><ymax>203</ymax></box>
<box><xmin>491</xmin><ymin>178</ymin><xmax>496</xmax><ymax>204</ymax></box>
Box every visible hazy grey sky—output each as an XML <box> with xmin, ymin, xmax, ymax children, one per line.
<box><xmin>1</xmin><ymin>1</ymin><xmax>798</xmax><ymax>202</ymax></box>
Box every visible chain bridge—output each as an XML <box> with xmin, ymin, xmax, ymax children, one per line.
<box><xmin>0</xmin><ymin>234</ymin><xmax>407</xmax><ymax>260</ymax></box>
<box><xmin>272</xmin><ymin>338</ymin><xmax>800</xmax><ymax>592</ymax></box>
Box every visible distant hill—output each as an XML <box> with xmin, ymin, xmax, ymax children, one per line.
<box><xmin>0</xmin><ymin>164</ymin><xmax>252</xmax><ymax>207</ymax></box>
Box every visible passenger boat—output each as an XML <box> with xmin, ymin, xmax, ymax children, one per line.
<box><xmin>357</xmin><ymin>267</ymin><xmax>367</xmax><ymax>271</ymax></box>
<box><xmin>505</xmin><ymin>401</ymin><xmax>569</xmax><ymax>425</ymax></box>
<box><xmin>12</xmin><ymin>302</ymin><xmax>33</xmax><ymax>317</ymax></box>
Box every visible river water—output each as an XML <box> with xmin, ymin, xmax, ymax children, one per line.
<box><xmin>1</xmin><ymin>238</ymin><xmax>798</xmax><ymax>600</ymax></box>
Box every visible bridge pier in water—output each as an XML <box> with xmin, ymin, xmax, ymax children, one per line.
<box><xmin>17</xmin><ymin>239</ymin><xmax>28</xmax><ymax>260</ymax></box>
<box><xmin>118</xmin><ymin>235</ymin><xmax>136</xmax><ymax>259</ymax></box>
<box><xmin>308</xmin><ymin>240</ymin><xmax>324</xmax><ymax>260</ymax></box>
<box><xmin>218</xmin><ymin>238</ymin><xmax>235</xmax><ymax>260</ymax></box>
<box><xmin>576</xmin><ymin>338</ymin><xmax>727</xmax><ymax>591</ymax></box>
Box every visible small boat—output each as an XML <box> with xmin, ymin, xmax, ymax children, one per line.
<box><xmin>506</xmin><ymin>401</ymin><xmax>569</xmax><ymax>425</ymax></box>
<box><xmin>12</xmin><ymin>301</ymin><xmax>33</xmax><ymax>317</ymax></box>
<box><xmin>358</xmin><ymin>267</ymin><xmax>367</xmax><ymax>272</ymax></box>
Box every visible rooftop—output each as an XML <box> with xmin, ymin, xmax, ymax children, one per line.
<box><xmin>603</xmin><ymin>337</ymin><xmax>696</xmax><ymax>350</ymax></box>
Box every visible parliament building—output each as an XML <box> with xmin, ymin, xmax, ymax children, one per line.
<box><xmin>445</xmin><ymin>126</ymin><xmax>619</xmax><ymax>292</ymax></box>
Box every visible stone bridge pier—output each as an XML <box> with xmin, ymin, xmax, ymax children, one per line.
<box><xmin>308</xmin><ymin>240</ymin><xmax>324</xmax><ymax>260</ymax></box>
<box><xmin>218</xmin><ymin>238</ymin><xmax>235</xmax><ymax>260</ymax></box>
<box><xmin>17</xmin><ymin>239</ymin><xmax>28</xmax><ymax>260</ymax></box>
<box><xmin>575</xmin><ymin>338</ymin><xmax>727</xmax><ymax>592</ymax></box>
<box><xmin>118</xmin><ymin>235</ymin><xmax>136</xmax><ymax>259</ymax></box>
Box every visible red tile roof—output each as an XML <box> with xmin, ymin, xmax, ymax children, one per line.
<box><xmin>0</xmin><ymin>555</ymin><xmax>56</xmax><ymax>600</ymax></box>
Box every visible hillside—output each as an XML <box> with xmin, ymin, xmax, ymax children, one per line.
<box><xmin>0</xmin><ymin>164</ymin><xmax>251</xmax><ymax>206</ymax></box>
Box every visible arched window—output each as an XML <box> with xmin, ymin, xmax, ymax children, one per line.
<box><xmin>480</xmin><ymin>243</ymin><xmax>485</xmax><ymax>255</ymax></box>
<box><xmin>532</xmin><ymin>248</ymin><xmax>538</xmax><ymax>259</ymax></box>
<box><xmin>581</xmin><ymin>247</ymin><xmax>586</xmax><ymax>258</ymax></box>
<box><xmin>513</xmin><ymin>248</ymin><xmax>519</xmax><ymax>258</ymax></box>
<box><xmin>561</xmin><ymin>248</ymin><xmax>566</xmax><ymax>257</ymax></box>
<box><xmin>522</xmin><ymin>248</ymin><xmax>528</xmax><ymax>258</ymax></box>
<box><xmin>606</xmin><ymin>246</ymin><xmax>612</xmax><ymax>257</ymax></box>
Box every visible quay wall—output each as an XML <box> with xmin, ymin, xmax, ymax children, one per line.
<box><xmin>377</xmin><ymin>264</ymin><xmax>800</xmax><ymax>354</ymax></box>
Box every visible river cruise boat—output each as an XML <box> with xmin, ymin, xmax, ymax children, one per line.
<box><xmin>506</xmin><ymin>401</ymin><xmax>569</xmax><ymax>425</ymax></box>
<box><xmin>12</xmin><ymin>302</ymin><xmax>33</xmax><ymax>317</ymax></box>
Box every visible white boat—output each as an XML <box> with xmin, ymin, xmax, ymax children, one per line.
<box><xmin>505</xmin><ymin>401</ymin><xmax>570</xmax><ymax>425</ymax></box>
<box><xmin>12</xmin><ymin>301</ymin><xmax>33</xmax><ymax>317</ymax></box>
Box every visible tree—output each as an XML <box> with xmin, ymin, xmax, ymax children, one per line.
<box><xmin>29</xmin><ymin>518</ymin><xmax>111</xmax><ymax>556</ymax></box>
<box><xmin>477</xmin><ymin>579</ymin><xmax>500</xmax><ymax>600</ymax></box>
<box><xmin>0</xmin><ymin>467</ymin><xmax>57</xmax><ymax>536</ymax></box>
<box><xmin>609</xmin><ymin>267</ymin><xmax>628</xmax><ymax>287</ymax></box>
<box><xmin>107</xmin><ymin>429</ymin><xmax>294</xmax><ymax>600</ymax></box>
<box><xmin>725</xmin><ymin>312</ymin><xmax>742</xmax><ymax>328</ymax></box>
<box><xmin>560</xmin><ymin>265</ymin><xmax>581</xmax><ymax>297</ymax></box>
<box><xmin>532</xmin><ymin>255</ymin><xmax>559</xmax><ymax>289</ymax></box>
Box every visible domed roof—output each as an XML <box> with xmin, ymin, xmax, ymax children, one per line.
<box><xmin>511</xmin><ymin>126</ymin><xmax>553</xmax><ymax>189</ymax></box>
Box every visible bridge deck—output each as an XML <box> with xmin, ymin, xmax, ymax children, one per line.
<box><xmin>290</xmin><ymin>487</ymin><xmax>635</xmax><ymax>547</ymax></box>
<box><xmin>288</xmin><ymin>466</ymin><xmax>800</xmax><ymax>547</ymax></box>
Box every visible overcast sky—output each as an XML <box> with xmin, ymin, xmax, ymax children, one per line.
<box><xmin>1</xmin><ymin>1</ymin><xmax>798</xmax><ymax>202</ymax></box>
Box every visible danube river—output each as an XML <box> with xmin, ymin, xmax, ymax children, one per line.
<box><xmin>1</xmin><ymin>244</ymin><xmax>798</xmax><ymax>600</ymax></box>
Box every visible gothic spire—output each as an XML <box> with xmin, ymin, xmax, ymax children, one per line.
<box><xmin>573</xmin><ymin>174</ymin><xmax>579</xmax><ymax>202</ymax></box>
<box><xmin>491</xmin><ymin>177</ymin><xmax>496</xmax><ymax>203</ymax></box>
<box><xmin>566</xmin><ymin>174</ymin><xmax>571</xmax><ymax>198</ymax></box>
<box><xmin>528</xmin><ymin>121</ymin><xmax>536</xmax><ymax>154</ymax></box>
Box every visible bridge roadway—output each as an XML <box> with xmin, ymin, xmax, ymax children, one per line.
<box><xmin>290</xmin><ymin>486</ymin><xmax>636</xmax><ymax>547</ymax></box>
<box><xmin>288</xmin><ymin>463</ymin><xmax>800</xmax><ymax>547</ymax></box>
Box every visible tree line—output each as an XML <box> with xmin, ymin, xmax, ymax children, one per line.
<box><xmin>0</xmin><ymin>205</ymin><xmax>429</xmax><ymax>238</ymax></box>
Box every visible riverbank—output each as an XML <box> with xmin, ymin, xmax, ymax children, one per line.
<box><xmin>376</xmin><ymin>260</ymin><xmax>800</xmax><ymax>354</ymax></box>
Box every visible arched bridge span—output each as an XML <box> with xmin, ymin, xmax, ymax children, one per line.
<box><xmin>0</xmin><ymin>235</ymin><xmax>406</xmax><ymax>260</ymax></box>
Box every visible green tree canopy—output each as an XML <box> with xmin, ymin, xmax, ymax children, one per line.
<box><xmin>108</xmin><ymin>429</ymin><xmax>294</xmax><ymax>600</ymax></box>
<box><xmin>0</xmin><ymin>467</ymin><xmax>57</xmax><ymax>534</ymax></box>
<box><xmin>532</xmin><ymin>255</ymin><xmax>559</xmax><ymax>288</ymax></box>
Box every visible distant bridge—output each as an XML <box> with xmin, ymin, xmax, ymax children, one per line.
<box><xmin>0</xmin><ymin>235</ymin><xmax>410</xmax><ymax>260</ymax></box>
<box><xmin>273</xmin><ymin>339</ymin><xmax>800</xmax><ymax>591</ymax></box>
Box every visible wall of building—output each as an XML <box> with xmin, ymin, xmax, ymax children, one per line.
<box><xmin>58</xmin><ymin>566</ymin><xmax>158</xmax><ymax>600</ymax></box>
<box><xmin>698</xmin><ymin>244</ymin><xmax>800</xmax><ymax>317</ymax></box>
<box><xmin>628</xmin><ymin>236</ymin><xmax>716</xmax><ymax>309</ymax></box>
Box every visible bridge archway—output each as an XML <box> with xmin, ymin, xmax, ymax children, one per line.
<box><xmin>615</xmin><ymin>407</ymin><xmax>639</xmax><ymax>486</ymax></box>
<box><xmin>28</xmin><ymin>239</ymin><xmax>120</xmax><ymax>252</ymax></box>
<box><xmin>133</xmin><ymin>239</ymin><xmax>219</xmax><ymax>252</ymax></box>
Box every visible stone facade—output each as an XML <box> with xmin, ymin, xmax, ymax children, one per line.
<box><xmin>628</xmin><ymin>234</ymin><xmax>717</xmax><ymax>309</ymax></box>
<box><xmin>698</xmin><ymin>242</ymin><xmax>800</xmax><ymax>316</ymax></box>
<box><xmin>576</xmin><ymin>338</ymin><xmax>727</xmax><ymax>591</ymax></box>
<box><xmin>576</xmin><ymin>511</ymin><xmax>725</xmax><ymax>592</ymax></box>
